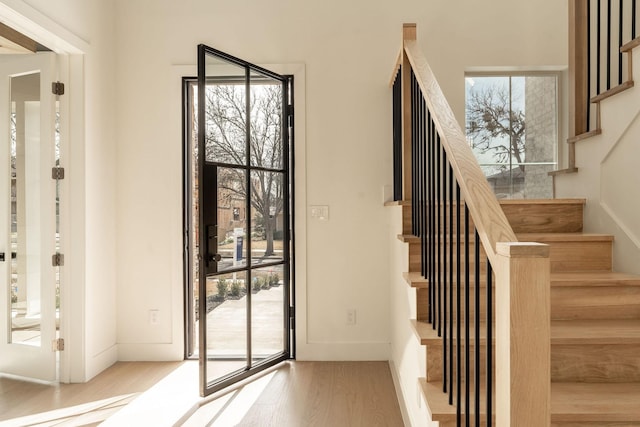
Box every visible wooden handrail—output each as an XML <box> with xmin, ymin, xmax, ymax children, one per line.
<box><xmin>402</xmin><ymin>39</ymin><xmax>517</xmax><ymax>265</ymax></box>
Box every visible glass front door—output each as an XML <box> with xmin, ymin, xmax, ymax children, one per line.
<box><xmin>185</xmin><ymin>45</ymin><xmax>294</xmax><ymax>396</ymax></box>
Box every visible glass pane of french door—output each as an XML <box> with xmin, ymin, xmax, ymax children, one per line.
<box><xmin>193</xmin><ymin>45</ymin><xmax>293</xmax><ymax>397</ymax></box>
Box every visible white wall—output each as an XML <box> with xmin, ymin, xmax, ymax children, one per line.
<box><xmin>556</xmin><ymin>46</ymin><xmax>640</xmax><ymax>276</ymax></box>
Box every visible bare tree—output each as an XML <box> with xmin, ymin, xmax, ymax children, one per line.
<box><xmin>466</xmin><ymin>84</ymin><xmax>525</xmax><ymax>171</ymax></box>
<box><xmin>204</xmin><ymin>83</ymin><xmax>284</xmax><ymax>257</ymax></box>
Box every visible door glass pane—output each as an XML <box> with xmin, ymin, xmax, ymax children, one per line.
<box><xmin>216</xmin><ymin>167</ymin><xmax>247</xmax><ymax>272</ymax></box>
<box><xmin>9</xmin><ymin>72</ymin><xmax>42</xmax><ymax>346</ymax></box>
<box><xmin>251</xmin><ymin>265</ymin><xmax>285</xmax><ymax>362</ymax></box>
<box><xmin>205</xmin><ymin>271</ymin><xmax>247</xmax><ymax>383</ymax></box>
<box><xmin>250</xmin><ymin>72</ymin><xmax>283</xmax><ymax>170</ymax></box>
<box><xmin>250</xmin><ymin>171</ymin><xmax>284</xmax><ymax>266</ymax></box>
<box><xmin>204</xmin><ymin>56</ymin><xmax>246</xmax><ymax>166</ymax></box>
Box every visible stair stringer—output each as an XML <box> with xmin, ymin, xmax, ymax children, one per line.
<box><xmin>556</xmin><ymin>43</ymin><xmax>640</xmax><ymax>275</ymax></box>
<box><xmin>386</xmin><ymin>204</ymin><xmax>434</xmax><ymax>427</ymax></box>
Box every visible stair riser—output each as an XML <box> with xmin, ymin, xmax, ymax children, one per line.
<box><xmin>408</xmin><ymin>243</ymin><xmax>487</xmax><ymax>275</ymax></box>
<box><xmin>426</xmin><ymin>343</ymin><xmax>494</xmax><ymax>385</ymax></box>
<box><xmin>409</xmin><ymin>238</ymin><xmax>612</xmax><ymax>273</ymax></box>
<box><xmin>552</xmin><ymin>344</ymin><xmax>640</xmax><ymax>383</ymax></box>
<box><xmin>552</xmin><ymin>286</ymin><xmax>640</xmax><ymax>320</ymax></box>
<box><xmin>417</xmin><ymin>287</ymin><xmax>494</xmax><ymax>322</ymax></box>
<box><xmin>403</xmin><ymin>201</ymin><xmax>584</xmax><ymax>235</ymax></box>
<box><xmin>426</xmin><ymin>345</ymin><xmax>640</xmax><ymax>386</ymax></box>
<box><xmin>547</xmin><ymin>241</ymin><xmax>612</xmax><ymax>272</ymax></box>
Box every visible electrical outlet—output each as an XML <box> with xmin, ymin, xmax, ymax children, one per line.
<box><xmin>346</xmin><ymin>309</ymin><xmax>356</xmax><ymax>325</ymax></box>
<box><xmin>149</xmin><ymin>309</ymin><xmax>160</xmax><ymax>325</ymax></box>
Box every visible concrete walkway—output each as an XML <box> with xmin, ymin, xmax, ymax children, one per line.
<box><xmin>205</xmin><ymin>286</ymin><xmax>284</xmax><ymax>358</ymax></box>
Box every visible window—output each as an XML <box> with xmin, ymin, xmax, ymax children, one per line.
<box><xmin>465</xmin><ymin>74</ymin><xmax>559</xmax><ymax>199</ymax></box>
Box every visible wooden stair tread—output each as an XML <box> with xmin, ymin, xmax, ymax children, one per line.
<box><xmin>399</xmin><ymin>232</ymin><xmax>613</xmax><ymax>243</ymax></box>
<box><xmin>404</xmin><ymin>270</ymin><xmax>640</xmax><ymax>288</ymax></box>
<box><xmin>403</xmin><ymin>271</ymin><xmax>428</xmax><ymax>288</ymax></box>
<box><xmin>421</xmin><ymin>378</ymin><xmax>640</xmax><ymax>420</ymax></box>
<box><xmin>384</xmin><ymin>200</ymin><xmax>410</xmax><ymax>207</ymax></box>
<box><xmin>410</xmin><ymin>319</ymin><xmax>492</xmax><ymax>346</ymax></box>
<box><xmin>567</xmin><ymin>129</ymin><xmax>602</xmax><ymax>144</ymax></box>
<box><xmin>418</xmin><ymin>378</ymin><xmax>493</xmax><ymax>422</ymax></box>
<box><xmin>551</xmin><ymin>319</ymin><xmax>640</xmax><ymax>344</ymax></box>
<box><xmin>420</xmin><ymin>380</ymin><xmax>640</xmax><ymax>422</ymax></box>
<box><xmin>517</xmin><ymin>232</ymin><xmax>614</xmax><ymax>242</ymax></box>
<box><xmin>551</xmin><ymin>382</ymin><xmax>640</xmax><ymax>421</ymax></box>
<box><xmin>411</xmin><ymin>318</ymin><xmax>640</xmax><ymax>346</ymax></box>
<box><xmin>551</xmin><ymin>271</ymin><xmax>640</xmax><ymax>287</ymax></box>
<box><xmin>397</xmin><ymin>234</ymin><xmax>420</xmax><ymax>243</ymax></box>
<box><xmin>391</xmin><ymin>198</ymin><xmax>586</xmax><ymax>207</ymax></box>
<box><xmin>591</xmin><ymin>80</ymin><xmax>634</xmax><ymax>103</ymax></box>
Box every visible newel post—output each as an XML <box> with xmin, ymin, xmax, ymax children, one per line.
<box><xmin>495</xmin><ymin>242</ymin><xmax>551</xmax><ymax>426</ymax></box>
<box><xmin>401</xmin><ymin>23</ymin><xmax>416</xmax><ymax>201</ymax></box>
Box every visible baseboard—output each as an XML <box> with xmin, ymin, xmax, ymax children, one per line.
<box><xmin>86</xmin><ymin>344</ymin><xmax>118</xmax><ymax>382</ymax></box>
<box><xmin>295</xmin><ymin>342</ymin><xmax>391</xmax><ymax>360</ymax></box>
<box><xmin>117</xmin><ymin>343</ymin><xmax>184</xmax><ymax>361</ymax></box>
<box><xmin>389</xmin><ymin>359</ymin><xmax>413</xmax><ymax>427</ymax></box>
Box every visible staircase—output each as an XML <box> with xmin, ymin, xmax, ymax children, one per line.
<box><xmin>391</xmin><ymin>198</ymin><xmax>640</xmax><ymax>425</ymax></box>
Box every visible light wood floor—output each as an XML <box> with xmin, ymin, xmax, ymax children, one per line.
<box><xmin>183</xmin><ymin>361</ymin><xmax>405</xmax><ymax>427</ymax></box>
<box><xmin>0</xmin><ymin>361</ymin><xmax>405</xmax><ymax>426</ymax></box>
<box><xmin>0</xmin><ymin>361</ymin><xmax>183</xmax><ymax>424</ymax></box>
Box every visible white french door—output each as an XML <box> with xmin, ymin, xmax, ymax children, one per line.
<box><xmin>0</xmin><ymin>52</ymin><xmax>60</xmax><ymax>382</ymax></box>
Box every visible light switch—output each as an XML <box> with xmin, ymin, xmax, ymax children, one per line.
<box><xmin>310</xmin><ymin>205</ymin><xmax>329</xmax><ymax>221</ymax></box>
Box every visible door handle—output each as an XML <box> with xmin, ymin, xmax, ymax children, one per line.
<box><xmin>209</xmin><ymin>253</ymin><xmax>222</xmax><ymax>263</ymax></box>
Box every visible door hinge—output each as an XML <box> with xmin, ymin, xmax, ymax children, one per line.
<box><xmin>287</xmin><ymin>104</ymin><xmax>294</xmax><ymax>117</ymax></box>
<box><xmin>52</xmin><ymin>81</ymin><xmax>65</xmax><ymax>96</ymax></box>
<box><xmin>52</xmin><ymin>338</ymin><xmax>65</xmax><ymax>352</ymax></box>
<box><xmin>52</xmin><ymin>167</ymin><xmax>65</xmax><ymax>180</ymax></box>
<box><xmin>52</xmin><ymin>253</ymin><xmax>64</xmax><ymax>267</ymax></box>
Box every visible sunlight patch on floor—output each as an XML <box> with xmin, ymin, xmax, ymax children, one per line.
<box><xmin>181</xmin><ymin>371</ymin><xmax>276</xmax><ymax>427</ymax></box>
<box><xmin>0</xmin><ymin>393</ymin><xmax>139</xmax><ymax>427</ymax></box>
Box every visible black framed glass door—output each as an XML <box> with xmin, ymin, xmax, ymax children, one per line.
<box><xmin>187</xmin><ymin>45</ymin><xmax>294</xmax><ymax>396</ymax></box>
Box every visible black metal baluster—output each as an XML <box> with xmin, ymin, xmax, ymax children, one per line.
<box><xmin>619</xmin><ymin>0</ymin><xmax>624</xmax><ymax>85</ymax></box>
<box><xmin>410</xmin><ymin>71</ymin><xmax>416</xmax><ymax>235</ymax></box>
<box><xmin>464</xmin><ymin>204</ymin><xmax>470</xmax><ymax>425</ymax></box>
<box><xmin>436</xmin><ymin>137</ymin><xmax>441</xmax><ymax>336</ymax></box>
<box><xmin>431</xmin><ymin>120</ymin><xmax>437</xmax><ymax>330</ymax></box>
<box><xmin>442</xmin><ymin>150</ymin><xmax>448</xmax><ymax>393</ymax></box>
<box><xmin>633</xmin><ymin>0</ymin><xmax>637</xmax><ymax>39</ymax></box>
<box><xmin>427</xmin><ymin>113</ymin><xmax>433</xmax><ymax>325</ymax></box>
<box><xmin>448</xmin><ymin>165</ymin><xmax>454</xmax><ymax>406</ymax></box>
<box><xmin>475</xmin><ymin>230</ymin><xmax>481</xmax><ymax>425</ymax></box>
<box><xmin>422</xmin><ymin>106</ymin><xmax>428</xmax><ymax>322</ymax></box>
<box><xmin>392</xmin><ymin>68</ymin><xmax>402</xmax><ymax>201</ymax></box>
<box><xmin>597</xmin><ymin>0</ymin><xmax>602</xmax><ymax>95</ymax></box>
<box><xmin>456</xmin><ymin>185</ymin><xmax>462</xmax><ymax>425</ymax></box>
<box><xmin>413</xmin><ymin>84</ymin><xmax>425</xmax><ymax>274</ymax></box>
<box><xmin>486</xmin><ymin>261</ymin><xmax>493</xmax><ymax>427</ymax></box>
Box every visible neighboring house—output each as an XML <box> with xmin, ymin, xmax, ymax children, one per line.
<box><xmin>2</xmin><ymin>0</ymin><xmax>639</xmax><ymax>426</ymax></box>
